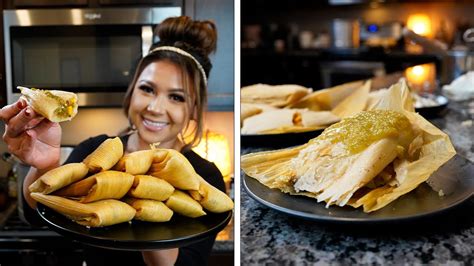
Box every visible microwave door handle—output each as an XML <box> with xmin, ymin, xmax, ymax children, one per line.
<box><xmin>142</xmin><ymin>26</ymin><xmax>154</xmax><ymax>56</ymax></box>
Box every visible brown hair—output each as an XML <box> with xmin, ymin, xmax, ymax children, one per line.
<box><xmin>122</xmin><ymin>16</ymin><xmax>217</xmax><ymax>151</ymax></box>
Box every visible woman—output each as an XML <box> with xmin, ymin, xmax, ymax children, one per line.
<box><xmin>0</xmin><ymin>16</ymin><xmax>224</xmax><ymax>266</ymax></box>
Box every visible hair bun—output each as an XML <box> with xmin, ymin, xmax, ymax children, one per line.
<box><xmin>156</xmin><ymin>16</ymin><xmax>217</xmax><ymax>57</ymax></box>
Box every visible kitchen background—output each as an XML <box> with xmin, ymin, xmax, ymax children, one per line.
<box><xmin>0</xmin><ymin>0</ymin><xmax>234</xmax><ymax>265</ymax></box>
<box><xmin>241</xmin><ymin>0</ymin><xmax>474</xmax><ymax>89</ymax></box>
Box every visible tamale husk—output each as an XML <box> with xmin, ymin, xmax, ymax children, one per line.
<box><xmin>188</xmin><ymin>174</ymin><xmax>234</xmax><ymax>213</ymax></box>
<box><xmin>83</xmin><ymin>137</ymin><xmax>123</xmax><ymax>173</ymax></box>
<box><xmin>301</xmin><ymin>111</ymin><xmax>340</xmax><ymax>127</ymax></box>
<box><xmin>113</xmin><ymin>149</ymin><xmax>154</xmax><ymax>175</ymax></box>
<box><xmin>261</xmin><ymin>125</ymin><xmax>326</xmax><ymax>134</ymax></box>
<box><xmin>128</xmin><ymin>175</ymin><xmax>174</xmax><ymax>201</ymax></box>
<box><xmin>29</xmin><ymin>163</ymin><xmax>88</xmax><ymax>194</ymax></box>
<box><xmin>54</xmin><ymin>170</ymin><xmax>134</xmax><ymax>203</ymax></box>
<box><xmin>241</xmin><ymin>144</ymin><xmax>309</xmax><ymax>192</ymax></box>
<box><xmin>241</xmin><ymin>84</ymin><xmax>311</xmax><ymax>107</ymax></box>
<box><xmin>241</xmin><ymin>103</ymin><xmax>262</xmax><ymax>123</ymax></box>
<box><xmin>165</xmin><ymin>190</ymin><xmax>206</xmax><ymax>218</ymax></box>
<box><xmin>148</xmin><ymin>149</ymin><xmax>200</xmax><ymax>191</ymax></box>
<box><xmin>18</xmin><ymin>86</ymin><xmax>78</xmax><ymax>122</ymax></box>
<box><xmin>314</xmin><ymin>138</ymin><xmax>398</xmax><ymax>206</ymax></box>
<box><xmin>241</xmin><ymin>109</ymin><xmax>297</xmax><ymax>135</ymax></box>
<box><xmin>241</xmin><ymin>103</ymin><xmax>277</xmax><ymax>125</ymax></box>
<box><xmin>331</xmin><ymin>80</ymin><xmax>371</xmax><ymax>118</ymax></box>
<box><xmin>125</xmin><ymin>198</ymin><xmax>173</xmax><ymax>222</ymax></box>
<box><xmin>289</xmin><ymin>80</ymin><xmax>364</xmax><ymax>110</ymax></box>
<box><xmin>31</xmin><ymin>193</ymin><xmax>135</xmax><ymax>227</ymax></box>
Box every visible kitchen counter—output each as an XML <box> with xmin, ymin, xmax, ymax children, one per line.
<box><xmin>241</xmin><ymin>99</ymin><xmax>474</xmax><ymax>265</ymax></box>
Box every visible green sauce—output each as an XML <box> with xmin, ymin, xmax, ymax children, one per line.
<box><xmin>33</xmin><ymin>88</ymin><xmax>74</xmax><ymax>118</ymax></box>
<box><xmin>318</xmin><ymin>110</ymin><xmax>411</xmax><ymax>154</ymax></box>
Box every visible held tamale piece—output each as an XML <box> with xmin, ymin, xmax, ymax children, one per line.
<box><xmin>165</xmin><ymin>190</ymin><xmax>206</xmax><ymax>218</ymax></box>
<box><xmin>125</xmin><ymin>198</ymin><xmax>174</xmax><ymax>222</ymax></box>
<box><xmin>242</xmin><ymin>80</ymin><xmax>456</xmax><ymax>213</ymax></box>
<box><xmin>83</xmin><ymin>137</ymin><xmax>123</xmax><ymax>173</ymax></box>
<box><xmin>148</xmin><ymin>149</ymin><xmax>200</xmax><ymax>191</ymax></box>
<box><xmin>54</xmin><ymin>170</ymin><xmax>134</xmax><ymax>203</ymax></box>
<box><xmin>29</xmin><ymin>163</ymin><xmax>89</xmax><ymax>194</ymax></box>
<box><xmin>189</xmin><ymin>174</ymin><xmax>234</xmax><ymax>213</ymax></box>
<box><xmin>128</xmin><ymin>175</ymin><xmax>174</xmax><ymax>201</ymax></box>
<box><xmin>18</xmin><ymin>86</ymin><xmax>78</xmax><ymax>122</ymax></box>
<box><xmin>113</xmin><ymin>150</ymin><xmax>154</xmax><ymax>175</ymax></box>
<box><xmin>31</xmin><ymin>193</ymin><xmax>136</xmax><ymax>227</ymax></box>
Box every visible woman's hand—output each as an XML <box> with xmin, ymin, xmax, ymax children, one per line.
<box><xmin>1</xmin><ymin>99</ymin><xmax>61</xmax><ymax>171</ymax></box>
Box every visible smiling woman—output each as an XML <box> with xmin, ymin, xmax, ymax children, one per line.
<box><xmin>0</xmin><ymin>15</ymin><xmax>228</xmax><ymax>266</ymax></box>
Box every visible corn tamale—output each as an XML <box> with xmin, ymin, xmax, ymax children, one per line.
<box><xmin>31</xmin><ymin>193</ymin><xmax>136</xmax><ymax>227</ymax></box>
<box><xmin>29</xmin><ymin>163</ymin><xmax>89</xmax><ymax>194</ymax></box>
<box><xmin>18</xmin><ymin>86</ymin><xmax>78</xmax><ymax>122</ymax></box>
<box><xmin>54</xmin><ymin>170</ymin><xmax>134</xmax><ymax>203</ymax></box>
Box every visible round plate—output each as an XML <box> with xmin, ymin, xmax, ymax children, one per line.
<box><xmin>241</xmin><ymin>129</ymin><xmax>324</xmax><ymax>148</ymax></box>
<box><xmin>243</xmin><ymin>154</ymin><xmax>474</xmax><ymax>223</ymax></box>
<box><xmin>37</xmin><ymin>205</ymin><xmax>232</xmax><ymax>251</ymax></box>
<box><xmin>415</xmin><ymin>95</ymin><xmax>449</xmax><ymax>118</ymax></box>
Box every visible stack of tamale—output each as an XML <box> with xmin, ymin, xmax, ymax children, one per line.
<box><xmin>30</xmin><ymin>137</ymin><xmax>234</xmax><ymax>227</ymax></box>
<box><xmin>240</xmin><ymin>81</ymin><xmax>372</xmax><ymax>134</ymax></box>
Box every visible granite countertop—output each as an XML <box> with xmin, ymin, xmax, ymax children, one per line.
<box><xmin>241</xmin><ymin>100</ymin><xmax>474</xmax><ymax>265</ymax></box>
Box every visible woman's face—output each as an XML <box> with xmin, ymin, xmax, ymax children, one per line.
<box><xmin>128</xmin><ymin>60</ymin><xmax>192</xmax><ymax>149</ymax></box>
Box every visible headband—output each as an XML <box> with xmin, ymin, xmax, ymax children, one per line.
<box><xmin>148</xmin><ymin>46</ymin><xmax>208</xmax><ymax>85</ymax></box>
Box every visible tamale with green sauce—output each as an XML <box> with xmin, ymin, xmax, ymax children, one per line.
<box><xmin>18</xmin><ymin>86</ymin><xmax>78</xmax><ymax>122</ymax></box>
<box><xmin>242</xmin><ymin>80</ymin><xmax>456</xmax><ymax>213</ymax></box>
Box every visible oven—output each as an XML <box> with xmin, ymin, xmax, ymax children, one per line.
<box><xmin>3</xmin><ymin>7</ymin><xmax>181</xmax><ymax>107</ymax></box>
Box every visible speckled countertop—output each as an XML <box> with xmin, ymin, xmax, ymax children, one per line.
<box><xmin>241</xmin><ymin>100</ymin><xmax>474</xmax><ymax>265</ymax></box>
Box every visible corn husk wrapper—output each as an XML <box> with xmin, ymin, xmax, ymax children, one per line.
<box><xmin>241</xmin><ymin>79</ymin><xmax>456</xmax><ymax>213</ymax></box>
<box><xmin>54</xmin><ymin>170</ymin><xmax>134</xmax><ymax>203</ymax></box>
<box><xmin>189</xmin><ymin>174</ymin><xmax>234</xmax><ymax>213</ymax></box>
<box><xmin>29</xmin><ymin>163</ymin><xmax>88</xmax><ymax>194</ymax></box>
<box><xmin>83</xmin><ymin>137</ymin><xmax>123</xmax><ymax>173</ymax></box>
<box><xmin>31</xmin><ymin>193</ymin><xmax>135</xmax><ymax>227</ymax></box>
<box><xmin>241</xmin><ymin>109</ymin><xmax>297</xmax><ymax>135</ymax></box>
<box><xmin>301</xmin><ymin>111</ymin><xmax>340</xmax><ymax>127</ymax></box>
<box><xmin>128</xmin><ymin>175</ymin><xmax>174</xmax><ymax>201</ymax></box>
<box><xmin>18</xmin><ymin>86</ymin><xmax>78</xmax><ymax>123</ymax></box>
<box><xmin>242</xmin><ymin>108</ymin><xmax>339</xmax><ymax>135</ymax></box>
<box><xmin>289</xmin><ymin>80</ymin><xmax>364</xmax><ymax>111</ymax></box>
<box><xmin>241</xmin><ymin>84</ymin><xmax>311</xmax><ymax>107</ymax></box>
<box><xmin>241</xmin><ymin>103</ymin><xmax>277</xmax><ymax>125</ymax></box>
<box><xmin>148</xmin><ymin>149</ymin><xmax>200</xmax><ymax>191</ymax></box>
<box><xmin>113</xmin><ymin>149</ymin><xmax>154</xmax><ymax>175</ymax></box>
<box><xmin>165</xmin><ymin>190</ymin><xmax>206</xmax><ymax>218</ymax></box>
<box><xmin>125</xmin><ymin>198</ymin><xmax>173</xmax><ymax>222</ymax></box>
<box><xmin>331</xmin><ymin>80</ymin><xmax>371</xmax><ymax>118</ymax></box>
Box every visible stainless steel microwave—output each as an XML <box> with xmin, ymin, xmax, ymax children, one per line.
<box><xmin>3</xmin><ymin>7</ymin><xmax>181</xmax><ymax>106</ymax></box>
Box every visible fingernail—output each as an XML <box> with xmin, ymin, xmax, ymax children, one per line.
<box><xmin>17</xmin><ymin>101</ymin><xmax>24</xmax><ymax>108</ymax></box>
<box><xmin>25</xmin><ymin>108</ymin><xmax>31</xmax><ymax>117</ymax></box>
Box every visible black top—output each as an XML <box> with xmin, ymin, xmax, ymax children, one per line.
<box><xmin>24</xmin><ymin>134</ymin><xmax>226</xmax><ymax>266</ymax></box>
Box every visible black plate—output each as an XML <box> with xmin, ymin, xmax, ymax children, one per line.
<box><xmin>37</xmin><ymin>205</ymin><xmax>232</xmax><ymax>251</ymax></box>
<box><xmin>243</xmin><ymin>155</ymin><xmax>474</xmax><ymax>223</ymax></box>
<box><xmin>241</xmin><ymin>129</ymin><xmax>324</xmax><ymax>148</ymax></box>
<box><xmin>415</xmin><ymin>95</ymin><xmax>449</xmax><ymax>118</ymax></box>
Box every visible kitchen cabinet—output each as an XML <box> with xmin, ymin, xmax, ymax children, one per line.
<box><xmin>186</xmin><ymin>0</ymin><xmax>234</xmax><ymax>111</ymax></box>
